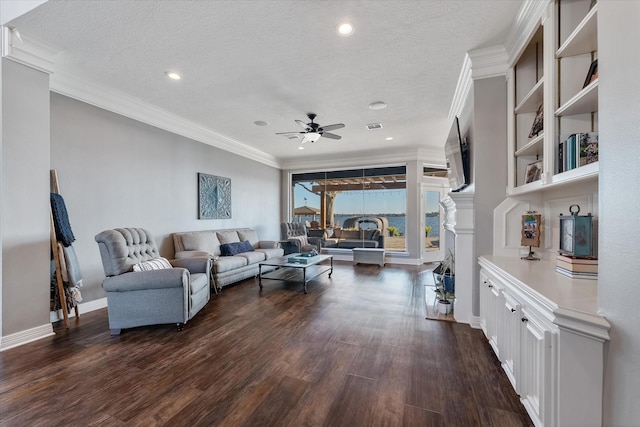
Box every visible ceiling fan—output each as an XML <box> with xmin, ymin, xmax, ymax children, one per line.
<box><xmin>276</xmin><ymin>113</ymin><xmax>344</xmax><ymax>143</ymax></box>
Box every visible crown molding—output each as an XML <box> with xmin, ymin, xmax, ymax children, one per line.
<box><xmin>504</xmin><ymin>0</ymin><xmax>551</xmax><ymax>66</ymax></box>
<box><xmin>468</xmin><ymin>45</ymin><xmax>509</xmax><ymax>80</ymax></box>
<box><xmin>448</xmin><ymin>53</ymin><xmax>473</xmax><ymax>121</ymax></box>
<box><xmin>280</xmin><ymin>146</ymin><xmax>445</xmax><ymax>171</ymax></box>
<box><xmin>50</xmin><ymin>71</ymin><xmax>281</xmax><ymax>169</ymax></box>
<box><xmin>1</xmin><ymin>26</ymin><xmax>59</xmax><ymax>74</ymax></box>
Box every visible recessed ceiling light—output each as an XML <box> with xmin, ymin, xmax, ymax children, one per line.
<box><xmin>386</xmin><ymin>137</ymin><xmax>394</xmax><ymax>141</ymax></box>
<box><xmin>254</xmin><ymin>120</ymin><xmax>269</xmax><ymax>126</ymax></box>
<box><xmin>165</xmin><ymin>71</ymin><xmax>181</xmax><ymax>80</ymax></box>
<box><xmin>369</xmin><ymin>101</ymin><xmax>387</xmax><ymax>110</ymax></box>
<box><xmin>337</xmin><ymin>22</ymin><xmax>354</xmax><ymax>36</ymax></box>
<box><xmin>298</xmin><ymin>146</ymin><xmax>304</xmax><ymax>150</ymax></box>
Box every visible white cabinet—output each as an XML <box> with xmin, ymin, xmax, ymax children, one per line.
<box><xmin>478</xmin><ymin>256</ymin><xmax>609</xmax><ymax>427</ymax></box>
<box><xmin>519</xmin><ymin>307</ymin><xmax>552</xmax><ymax>427</ymax></box>
<box><xmin>500</xmin><ymin>291</ymin><xmax>522</xmax><ymax>393</ymax></box>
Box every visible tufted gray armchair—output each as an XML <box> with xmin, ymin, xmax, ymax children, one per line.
<box><xmin>280</xmin><ymin>222</ymin><xmax>322</xmax><ymax>253</ymax></box>
<box><xmin>95</xmin><ymin>228</ymin><xmax>210</xmax><ymax>335</ymax></box>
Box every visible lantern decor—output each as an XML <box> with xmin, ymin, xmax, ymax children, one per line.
<box><xmin>558</xmin><ymin>204</ymin><xmax>594</xmax><ymax>258</ymax></box>
<box><xmin>521</xmin><ymin>211</ymin><xmax>542</xmax><ymax>261</ymax></box>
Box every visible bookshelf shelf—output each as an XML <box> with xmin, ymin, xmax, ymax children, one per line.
<box><xmin>515</xmin><ymin>133</ymin><xmax>544</xmax><ymax>157</ymax></box>
<box><xmin>556</xmin><ymin>5</ymin><xmax>597</xmax><ymax>58</ymax></box>
<box><xmin>555</xmin><ymin>79</ymin><xmax>598</xmax><ymax>117</ymax></box>
<box><xmin>514</xmin><ymin>77</ymin><xmax>544</xmax><ymax>115</ymax></box>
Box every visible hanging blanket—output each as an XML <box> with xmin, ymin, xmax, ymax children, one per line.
<box><xmin>50</xmin><ymin>193</ymin><xmax>76</xmax><ymax>246</ymax></box>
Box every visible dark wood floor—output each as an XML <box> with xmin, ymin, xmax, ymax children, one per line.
<box><xmin>0</xmin><ymin>261</ymin><xmax>533</xmax><ymax>426</ymax></box>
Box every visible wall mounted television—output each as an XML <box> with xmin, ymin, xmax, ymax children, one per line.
<box><xmin>445</xmin><ymin>116</ymin><xmax>470</xmax><ymax>192</ymax></box>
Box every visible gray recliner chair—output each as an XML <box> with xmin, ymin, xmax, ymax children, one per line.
<box><xmin>95</xmin><ymin>227</ymin><xmax>211</xmax><ymax>335</ymax></box>
<box><xmin>280</xmin><ymin>222</ymin><xmax>322</xmax><ymax>253</ymax></box>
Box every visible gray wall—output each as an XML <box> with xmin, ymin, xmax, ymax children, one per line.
<box><xmin>599</xmin><ymin>2</ymin><xmax>640</xmax><ymax>425</ymax></box>
<box><xmin>50</xmin><ymin>93</ymin><xmax>282</xmax><ymax>304</ymax></box>
<box><xmin>2</xmin><ymin>59</ymin><xmax>51</xmax><ymax>335</ymax></box>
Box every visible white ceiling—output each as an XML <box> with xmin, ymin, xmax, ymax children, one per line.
<box><xmin>8</xmin><ymin>0</ymin><xmax>523</xmax><ymax>168</ymax></box>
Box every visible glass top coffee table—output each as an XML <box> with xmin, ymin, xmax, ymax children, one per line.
<box><xmin>258</xmin><ymin>254</ymin><xmax>333</xmax><ymax>294</ymax></box>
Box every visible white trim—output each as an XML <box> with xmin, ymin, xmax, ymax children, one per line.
<box><xmin>469</xmin><ymin>315</ymin><xmax>482</xmax><ymax>329</ymax></box>
<box><xmin>468</xmin><ymin>45</ymin><xmax>509</xmax><ymax>80</ymax></box>
<box><xmin>49</xmin><ymin>297</ymin><xmax>108</xmax><ymax>323</ymax></box>
<box><xmin>50</xmin><ymin>71</ymin><xmax>281</xmax><ymax>169</ymax></box>
<box><xmin>504</xmin><ymin>0</ymin><xmax>551</xmax><ymax>66</ymax></box>
<box><xmin>0</xmin><ymin>323</ymin><xmax>54</xmax><ymax>352</ymax></box>
<box><xmin>1</xmin><ymin>26</ymin><xmax>59</xmax><ymax>74</ymax></box>
<box><xmin>280</xmin><ymin>146</ymin><xmax>446</xmax><ymax>171</ymax></box>
<box><xmin>448</xmin><ymin>54</ymin><xmax>473</xmax><ymax>121</ymax></box>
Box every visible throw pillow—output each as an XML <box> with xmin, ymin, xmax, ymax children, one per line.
<box><xmin>132</xmin><ymin>257</ymin><xmax>172</xmax><ymax>272</ymax></box>
<box><xmin>290</xmin><ymin>235</ymin><xmax>308</xmax><ymax>246</ymax></box>
<box><xmin>220</xmin><ymin>240</ymin><xmax>255</xmax><ymax>256</ymax></box>
<box><xmin>367</xmin><ymin>229</ymin><xmax>380</xmax><ymax>241</ymax></box>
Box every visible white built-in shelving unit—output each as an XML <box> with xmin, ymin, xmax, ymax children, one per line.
<box><xmin>507</xmin><ymin>0</ymin><xmax>599</xmax><ymax>196</ymax></box>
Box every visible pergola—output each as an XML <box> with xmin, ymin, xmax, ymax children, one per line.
<box><xmin>307</xmin><ymin>174</ymin><xmax>407</xmax><ymax>228</ymax></box>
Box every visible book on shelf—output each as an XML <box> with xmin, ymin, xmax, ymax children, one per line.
<box><xmin>558</xmin><ymin>132</ymin><xmax>598</xmax><ymax>173</ymax></box>
<box><xmin>578</xmin><ymin>132</ymin><xmax>599</xmax><ymax>166</ymax></box>
<box><xmin>557</xmin><ymin>259</ymin><xmax>598</xmax><ymax>274</ymax></box>
<box><xmin>555</xmin><ymin>266</ymin><xmax>598</xmax><ymax>280</ymax></box>
<box><xmin>556</xmin><ymin>254</ymin><xmax>598</xmax><ymax>264</ymax></box>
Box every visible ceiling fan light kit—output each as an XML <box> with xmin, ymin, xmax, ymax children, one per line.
<box><xmin>275</xmin><ymin>113</ymin><xmax>344</xmax><ymax>143</ymax></box>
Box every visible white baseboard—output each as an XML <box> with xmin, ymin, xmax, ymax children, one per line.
<box><xmin>0</xmin><ymin>323</ymin><xmax>55</xmax><ymax>352</ymax></box>
<box><xmin>469</xmin><ymin>315</ymin><xmax>482</xmax><ymax>329</ymax></box>
<box><xmin>50</xmin><ymin>297</ymin><xmax>108</xmax><ymax>322</ymax></box>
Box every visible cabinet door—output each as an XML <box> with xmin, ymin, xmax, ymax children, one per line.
<box><xmin>479</xmin><ymin>270</ymin><xmax>491</xmax><ymax>337</ymax></box>
<box><xmin>520</xmin><ymin>308</ymin><xmax>552</xmax><ymax>427</ymax></box>
<box><xmin>486</xmin><ymin>276</ymin><xmax>503</xmax><ymax>358</ymax></box>
<box><xmin>500</xmin><ymin>292</ymin><xmax>522</xmax><ymax>393</ymax></box>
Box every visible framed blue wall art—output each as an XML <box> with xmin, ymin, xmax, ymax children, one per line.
<box><xmin>198</xmin><ymin>173</ymin><xmax>231</xmax><ymax>219</ymax></box>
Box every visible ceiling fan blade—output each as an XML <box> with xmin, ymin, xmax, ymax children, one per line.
<box><xmin>319</xmin><ymin>123</ymin><xmax>345</xmax><ymax>132</ymax></box>
<box><xmin>296</xmin><ymin>120</ymin><xmax>312</xmax><ymax>131</ymax></box>
<box><xmin>275</xmin><ymin>131</ymin><xmax>304</xmax><ymax>135</ymax></box>
<box><xmin>321</xmin><ymin>132</ymin><xmax>341</xmax><ymax>140</ymax></box>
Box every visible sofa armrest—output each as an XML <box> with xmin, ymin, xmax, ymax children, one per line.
<box><xmin>258</xmin><ymin>240</ymin><xmax>279</xmax><ymax>249</ymax></box>
<box><xmin>307</xmin><ymin>236</ymin><xmax>322</xmax><ymax>251</ymax></box>
<box><xmin>286</xmin><ymin>238</ymin><xmax>302</xmax><ymax>252</ymax></box>
<box><xmin>102</xmin><ymin>268</ymin><xmax>188</xmax><ymax>292</ymax></box>
<box><xmin>174</xmin><ymin>250</ymin><xmax>211</xmax><ymax>259</ymax></box>
<box><xmin>171</xmin><ymin>257</ymin><xmax>211</xmax><ymax>275</ymax></box>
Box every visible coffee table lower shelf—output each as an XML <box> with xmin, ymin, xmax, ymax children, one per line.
<box><xmin>258</xmin><ymin>256</ymin><xmax>333</xmax><ymax>294</ymax></box>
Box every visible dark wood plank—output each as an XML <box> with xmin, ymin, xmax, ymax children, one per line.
<box><xmin>0</xmin><ymin>261</ymin><xmax>532</xmax><ymax>426</ymax></box>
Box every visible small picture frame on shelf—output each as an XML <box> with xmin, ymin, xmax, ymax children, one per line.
<box><xmin>521</xmin><ymin>213</ymin><xmax>541</xmax><ymax>247</ymax></box>
<box><xmin>524</xmin><ymin>160</ymin><xmax>542</xmax><ymax>184</ymax></box>
<box><xmin>528</xmin><ymin>104</ymin><xmax>543</xmax><ymax>138</ymax></box>
<box><xmin>583</xmin><ymin>59</ymin><xmax>598</xmax><ymax>88</ymax></box>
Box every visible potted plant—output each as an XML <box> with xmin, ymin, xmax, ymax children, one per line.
<box><xmin>425</xmin><ymin>225</ymin><xmax>432</xmax><ymax>237</ymax></box>
<box><xmin>387</xmin><ymin>226</ymin><xmax>399</xmax><ymax>237</ymax></box>
<box><xmin>433</xmin><ymin>250</ymin><xmax>455</xmax><ymax>314</ymax></box>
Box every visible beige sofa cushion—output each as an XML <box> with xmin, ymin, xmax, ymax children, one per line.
<box><xmin>182</xmin><ymin>231</ymin><xmax>221</xmax><ymax>256</ymax></box>
<box><xmin>216</xmin><ymin>230</ymin><xmax>240</xmax><ymax>244</ymax></box>
<box><xmin>237</xmin><ymin>251</ymin><xmax>266</xmax><ymax>265</ymax></box>
<box><xmin>214</xmin><ymin>256</ymin><xmax>247</xmax><ymax>273</ymax></box>
<box><xmin>237</xmin><ymin>229</ymin><xmax>259</xmax><ymax>248</ymax></box>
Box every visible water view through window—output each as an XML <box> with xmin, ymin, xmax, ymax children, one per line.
<box><xmin>292</xmin><ymin>166</ymin><xmax>407</xmax><ymax>252</ymax></box>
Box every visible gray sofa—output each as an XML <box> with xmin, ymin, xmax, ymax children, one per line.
<box><xmin>95</xmin><ymin>228</ymin><xmax>211</xmax><ymax>335</ymax></box>
<box><xmin>173</xmin><ymin>228</ymin><xmax>284</xmax><ymax>289</ymax></box>
<box><xmin>320</xmin><ymin>228</ymin><xmax>384</xmax><ymax>249</ymax></box>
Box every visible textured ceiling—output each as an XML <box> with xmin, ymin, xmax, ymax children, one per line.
<box><xmin>9</xmin><ymin>0</ymin><xmax>523</xmax><ymax>167</ymax></box>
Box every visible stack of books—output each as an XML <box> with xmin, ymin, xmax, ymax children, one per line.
<box><xmin>555</xmin><ymin>254</ymin><xmax>598</xmax><ymax>280</ymax></box>
<box><xmin>557</xmin><ymin>132</ymin><xmax>599</xmax><ymax>173</ymax></box>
